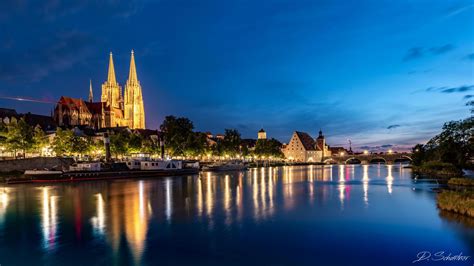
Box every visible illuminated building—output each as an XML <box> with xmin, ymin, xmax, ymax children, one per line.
<box><xmin>283</xmin><ymin>130</ymin><xmax>332</xmax><ymax>162</ymax></box>
<box><xmin>54</xmin><ymin>51</ymin><xmax>146</xmax><ymax>129</ymax></box>
<box><xmin>258</xmin><ymin>128</ymin><xmax>267</xmax><ymax>140</ymax></box>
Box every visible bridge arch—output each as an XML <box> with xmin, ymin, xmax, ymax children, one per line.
<box><xmin>394</xmin><ymin>155</ymin><xmax>412</xmax><ymax>163</ymax></box>
<box><xmin>345</xmin><ymin>157</ymin><xmax>361</xmax><ymax>164</ymax></box>
<box><xmin>369</xmin><ymin>157</ymin><xmax>387</xmax><ymax>164</ymax></box>
<box><xmin>323</xmin><ymin>158</ymin><xmax>338</xmax><ymax>164</ymax></box>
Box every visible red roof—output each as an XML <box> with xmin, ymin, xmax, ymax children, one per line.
<box><xmin>294</xmin><ymin>131</ymin><xmax>316</xmax><ymax>151</ymax></box>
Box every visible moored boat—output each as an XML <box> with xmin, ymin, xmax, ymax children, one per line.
<box><xmin>202</xmin><ymin>162</ymin><xmax>248</xmax><ymax>172</ymax></box>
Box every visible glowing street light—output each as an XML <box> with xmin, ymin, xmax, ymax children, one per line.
<box><xmin>388</xmin><ymin>149</ymin><xmax>393</xmax><ymax>154</ymax></box>
<box><xmin>363</xmin><ymin>150</ymin><xmax>369</xmax><ymax>155</ymax></box>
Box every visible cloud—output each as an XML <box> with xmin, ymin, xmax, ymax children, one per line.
<box><xmin>464</xmin><ymin>95</ymin><xmax>474</xmax><ymax>100</ymax></box>
<box><xmin>429</xmin><ymin>44</ymin><xmax>455</xmax><ymax>55</ymax></box>
<box><xmin>358</xmin><ymin>144</ymin><xmax>393</xmax><ymax>151</ymax></box>
<box><xmin>403</xmin><ymin>47</ymin><xmax>423</xmax><ymax>61</ymax></box>
<box><xmin>445</xmin><ymin>4</ymin><xmax>474</xmax><ymax>18</ymax></box>
<box><xmin>387</xmin><ymin>124</ymin><xmax>400</xmax><ymax>129</ymax></box>
<box><xmin>465</xmin><ymin>53</ymin><xmax>474</xmax><ymax>61</ymax></box>
<box><xmin>0</xmin><ymin>31</ymin><xmax>94</xmax><ymax>83</ymax></box>
<box><xmin>425</xmin><ymin>85</ymin><xmax>474</xmax><ymax>94</ymax></box>
<box><xmin>403</xmin><ymin>44</ymin><xmax>454</xmax><ymax>61</ymax></box>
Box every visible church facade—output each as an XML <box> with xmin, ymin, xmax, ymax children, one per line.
<box><xmin>54</xmin><ymin>51</ymin><xmax>146</xmax><ymax>129</ymax></box>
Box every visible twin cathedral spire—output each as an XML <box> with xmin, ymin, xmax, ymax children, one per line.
<box><xmin>90</xmin><ymin>50</ymin><xmax>146</xmax><ymax>129</ymax></box>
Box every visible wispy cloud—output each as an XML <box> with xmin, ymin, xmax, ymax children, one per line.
<box><xmin>425</xmin><ymin>85</ymin><xmax>474</xmax><ymax>94</ymax></box>
<box><xmin>444</xmin><ymin>4</ymin><xmax>474</xmax><ymax>19</ymax></box>
<box><xmin>465</xmin><ymin>53</ymin><xmax>474</xmax><ymax>61</ymax></box>
<box><xmin>387</xmin><ymin>124</ymin><xmax>400</xmax><ymax>129</ymax></box>
<box><xmin>429</xmin><ymin>44</ymin><xmax>455</xmax><ymax>55</ymax></box>
<box><xmin>403</xmin><ymin>44</ymin><xmax>455</xmax><ymax>61</ymax></box>
<box><xmin>464</xmin><ymin>95</ymin><xmax>474</xmax><ymax>100</ymax></box>
<box><xmin>403</xmin><ymin>47</ymin><xmax>423</xmax><ymax>61</ymax></box>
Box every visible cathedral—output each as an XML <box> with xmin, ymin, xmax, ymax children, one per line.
<box><xmin>54</xmin><ymin>51</ymin><xmax>146</xmax><ymax>129</ymax></box>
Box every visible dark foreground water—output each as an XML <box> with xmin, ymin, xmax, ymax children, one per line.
<box><xmin>0</xmin><ymin>165</ymin><xmax>473</xmax><ymax>266</ymax></box>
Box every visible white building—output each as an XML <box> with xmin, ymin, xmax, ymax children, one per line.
<box><xmin>283</xmin><ymin>130</ymin><xmax>331</xmax><ymax>162</ymax></box>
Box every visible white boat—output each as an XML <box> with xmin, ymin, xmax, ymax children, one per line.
<box><xmin>24</xmin><ymin>170</ymin><xmax>63</xmax><ymax>177</ymax></box>
<box><xmin>69</xmin><ymin>162</ymin><xmax>101</xmax><ymax>172</ymax></box>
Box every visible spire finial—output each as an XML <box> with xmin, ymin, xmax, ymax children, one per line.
<box><xmin>107</xmin><ymin>52</ymin><xmax>117</xmax><ymax>84</ymax></box>
<box><xmin>88</xmin><ymin>79</ymin><xmax>93</xmax><ymax>102</ymax></box>
<box><xmin>128</xmin><ymin>49</ymin><xmax>138</xmax><ymax>83</ymax></box>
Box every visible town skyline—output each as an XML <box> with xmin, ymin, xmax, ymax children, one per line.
<box><xmin>0</xmin><ymin>1</ymin><xmax>472</xmax><ymax>151</ymax></box>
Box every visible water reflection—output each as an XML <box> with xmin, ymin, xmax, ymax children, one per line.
<box><xmin>40</xmin><ymin>187</ymin><xmax>58</xmax><ymax>251</ymax></box>
<box><xmin>362</xmin><ymin>165</ymin><xmax>369</xmax><ymax>206</ymax></box>
<box><xmin>91</xmin><ymin>193</ymin><xmax>106</xmax><ymax>236</ymax></box>
<box><xmin>0</xmin><ymin>165</ymin><xmax>471</xmax><ymax>265</ymax></box>
<box><xmin>387</xmin><ymin>165</ymin><xmax>394</xmax><ymax>194</ymax></box>
<box><xmin>0</xmin><ymin>188</ymin><xmax>9</xmax><ymax>226</ymax></box>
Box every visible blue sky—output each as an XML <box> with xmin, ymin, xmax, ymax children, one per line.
<box><xmin>0</xmin><ymin>0</ymin><xmax>472</xmax><ymax>151</ymax></box>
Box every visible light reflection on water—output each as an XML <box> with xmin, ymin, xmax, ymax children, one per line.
<box><xmin>0</xmin><ymin>165</ymin><xmax>472</xmax><ymax>266</ymax></box>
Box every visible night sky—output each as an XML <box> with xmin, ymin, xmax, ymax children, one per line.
<box><xmin>0</xmin><ymin>0</ymin><xmax>472</xmax><ymax>151</ymax></box>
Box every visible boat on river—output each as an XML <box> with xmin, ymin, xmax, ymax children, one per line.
<box><xmin>202</xmin><ymin>162</ymin><xmax>248</xmax><ymax>172</ymax></box>
<box><xmin>7</xmin><ymin>161</ymin><xmax>199</xmax><ymax>184</ymax></box>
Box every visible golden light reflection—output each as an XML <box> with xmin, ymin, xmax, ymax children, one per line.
<box><xmin>362</xmin><ymin>165</ymin><xmax>369</xmax><ymax>206</ymax></box>
<box><xmin>206</xmin><ymin>172</ymin><xmax>213</xmax><ymax>218</ymax></box>
<box><xmin>197</xmin><ymin>176</ymin><xmax>203</xmax><ymax>217</ymax></box>
<box><xmin>91</xmin><ymin>193</ymin><xmax>106</xmax><ymax>236</ymax></box>
<box><xmin>387</xmin><ymin>164</ymin><xmax>394</xmax><ymax>194</ymax></box>
<box><xmin>41</xmin><ymin>187</ymin><xmax>58</xmax><ymax>251</ymax></box>
<box><xmin>0</xmin><ymin>188</ymin><xmax>9</xmax><ymax>225</ymax></box>
<box><xmin>124</xmin><ymin>181</ymin><xmax>152</xmax><ymax>265</ymax></box>
<box><xmin>165</xmin><ymin>179</ymin><xmax>172</xmax><ymax>221</ymax></box>
<box><xmin>253</xmin><ymin>169</ymin><xmax>260</xmax><ymax>219</ymax></box>
<box><xmin>224</xmin><ymin>175</ymin><xmax>231</xmax><ymax>225</ymax></box>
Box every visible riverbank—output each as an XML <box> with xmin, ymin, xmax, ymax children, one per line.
<box><xmin>437</xmin><ymin>190</ymin><xmax>474</xmax><ymax>218</ymax></box>
<box><xmin>412</xmin><ymin>162</ymin><xmax>463</xmax><ymax>178</ymax></box>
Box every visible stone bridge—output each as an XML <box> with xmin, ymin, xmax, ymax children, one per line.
<box><xmin>324</xmin><ymin>153</ymin><xmax>412</xmax><ymax>164</ymax></box>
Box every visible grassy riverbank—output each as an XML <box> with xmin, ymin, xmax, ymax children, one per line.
<box><xmin>437</xmin><ymin>190</ymin><xmax>474</xmax><ymax>218</ymax></box>
<box><xmin>412</xmin><ymin>162</ymin><xmax>463</xmax><ymax>178</ymax></box>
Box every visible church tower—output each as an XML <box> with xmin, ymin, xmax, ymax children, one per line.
<box><xmin>88</xmin><ymin>79</ymin><xmax>93</xmax><ymax>102</ymax></box>
<box><xmin>101</xmin><ymin>52</ymin><xmax>124</xmax><ymax>127</ymax></box>
<box><xmin>124</xmin><ymin>50</ymin><xmax>146</xmax><ymax>129</ymax></box>
<box><xmin>101</xmin><ymin>52</ymin><xmax>123</xmax><ymax>110</ymax></box>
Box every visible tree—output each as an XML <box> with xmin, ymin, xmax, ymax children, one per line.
<box><xmin>184</xmin><ymin>132</ymin><xmax>208</xmax><ymax>157</ymax></box>
<box><xmin>413</xmin><ymin>117</ymin><xmax>473</xmax><ymax>169</ymax></box>
<box><xmin>128</xmin><ymin>133</ymin><xmax>143</xmax><ymax>153</ymax></box>
<box><xmin>52</xmin><ymin>128</ymin><xmax>74</xmax><ymax>156</ymax></box>
<box><xmin>32</xmin><ymin>126</ymin><xmax>48</xmax><ymax>155</ymax></box>
<box><xmin>221</xmin><ymin>129</ymin><xmax>241</xmax><ymax>157</ymax></box>
<box><xmin>71</xmin><ymin>135</ymin><xmax>91</xmax><ymax>156</ymax></box>
<box><xmin>160</xmin><ymin>116</ymin><xmax>195</xmax><ymax>157</ymax></box>
<box><xmin>5</xmin><ymin>118</ymin><xmax>34</xmax><ymax>158</ymax></box>
<box><xmin>254</xmin><ymin>138</ymin><xmax>284</xmax><ymax>158</ymax></box>
<box><xmin>0</xmin><ymin>122</ymin><xmax>7</xmax><ymax>148</ymax></box>
<box><xmin>110</xmin><ymin>131</ymin><xmax>130</xmax><ymax>158</ymax></box>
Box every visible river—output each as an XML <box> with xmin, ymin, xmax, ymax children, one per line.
<box><xmin>0</xmin><ymin>165</ymin><xmax>473</xmax><ymax>265</ymax></box>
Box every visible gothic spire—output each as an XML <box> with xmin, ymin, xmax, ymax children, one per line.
<box><xmin>88</xmin><ymin>79</ymin><xmax>93</xmax><ymax>102</ymax></box>
<box><xmin>107</xmin><ymin>52</ymin><xmax>117</xmax><ymax>84</ymax></box>
<box><xmin>128</xmin><ymin>50</ymin><xmax>138</xmax><ymax>83</ymax></box>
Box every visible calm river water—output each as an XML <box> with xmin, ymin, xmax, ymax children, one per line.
<box><xmin>0</xmin><ymin>165</ymin><xmax>473</xmax><ymax>266</ymax></box>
